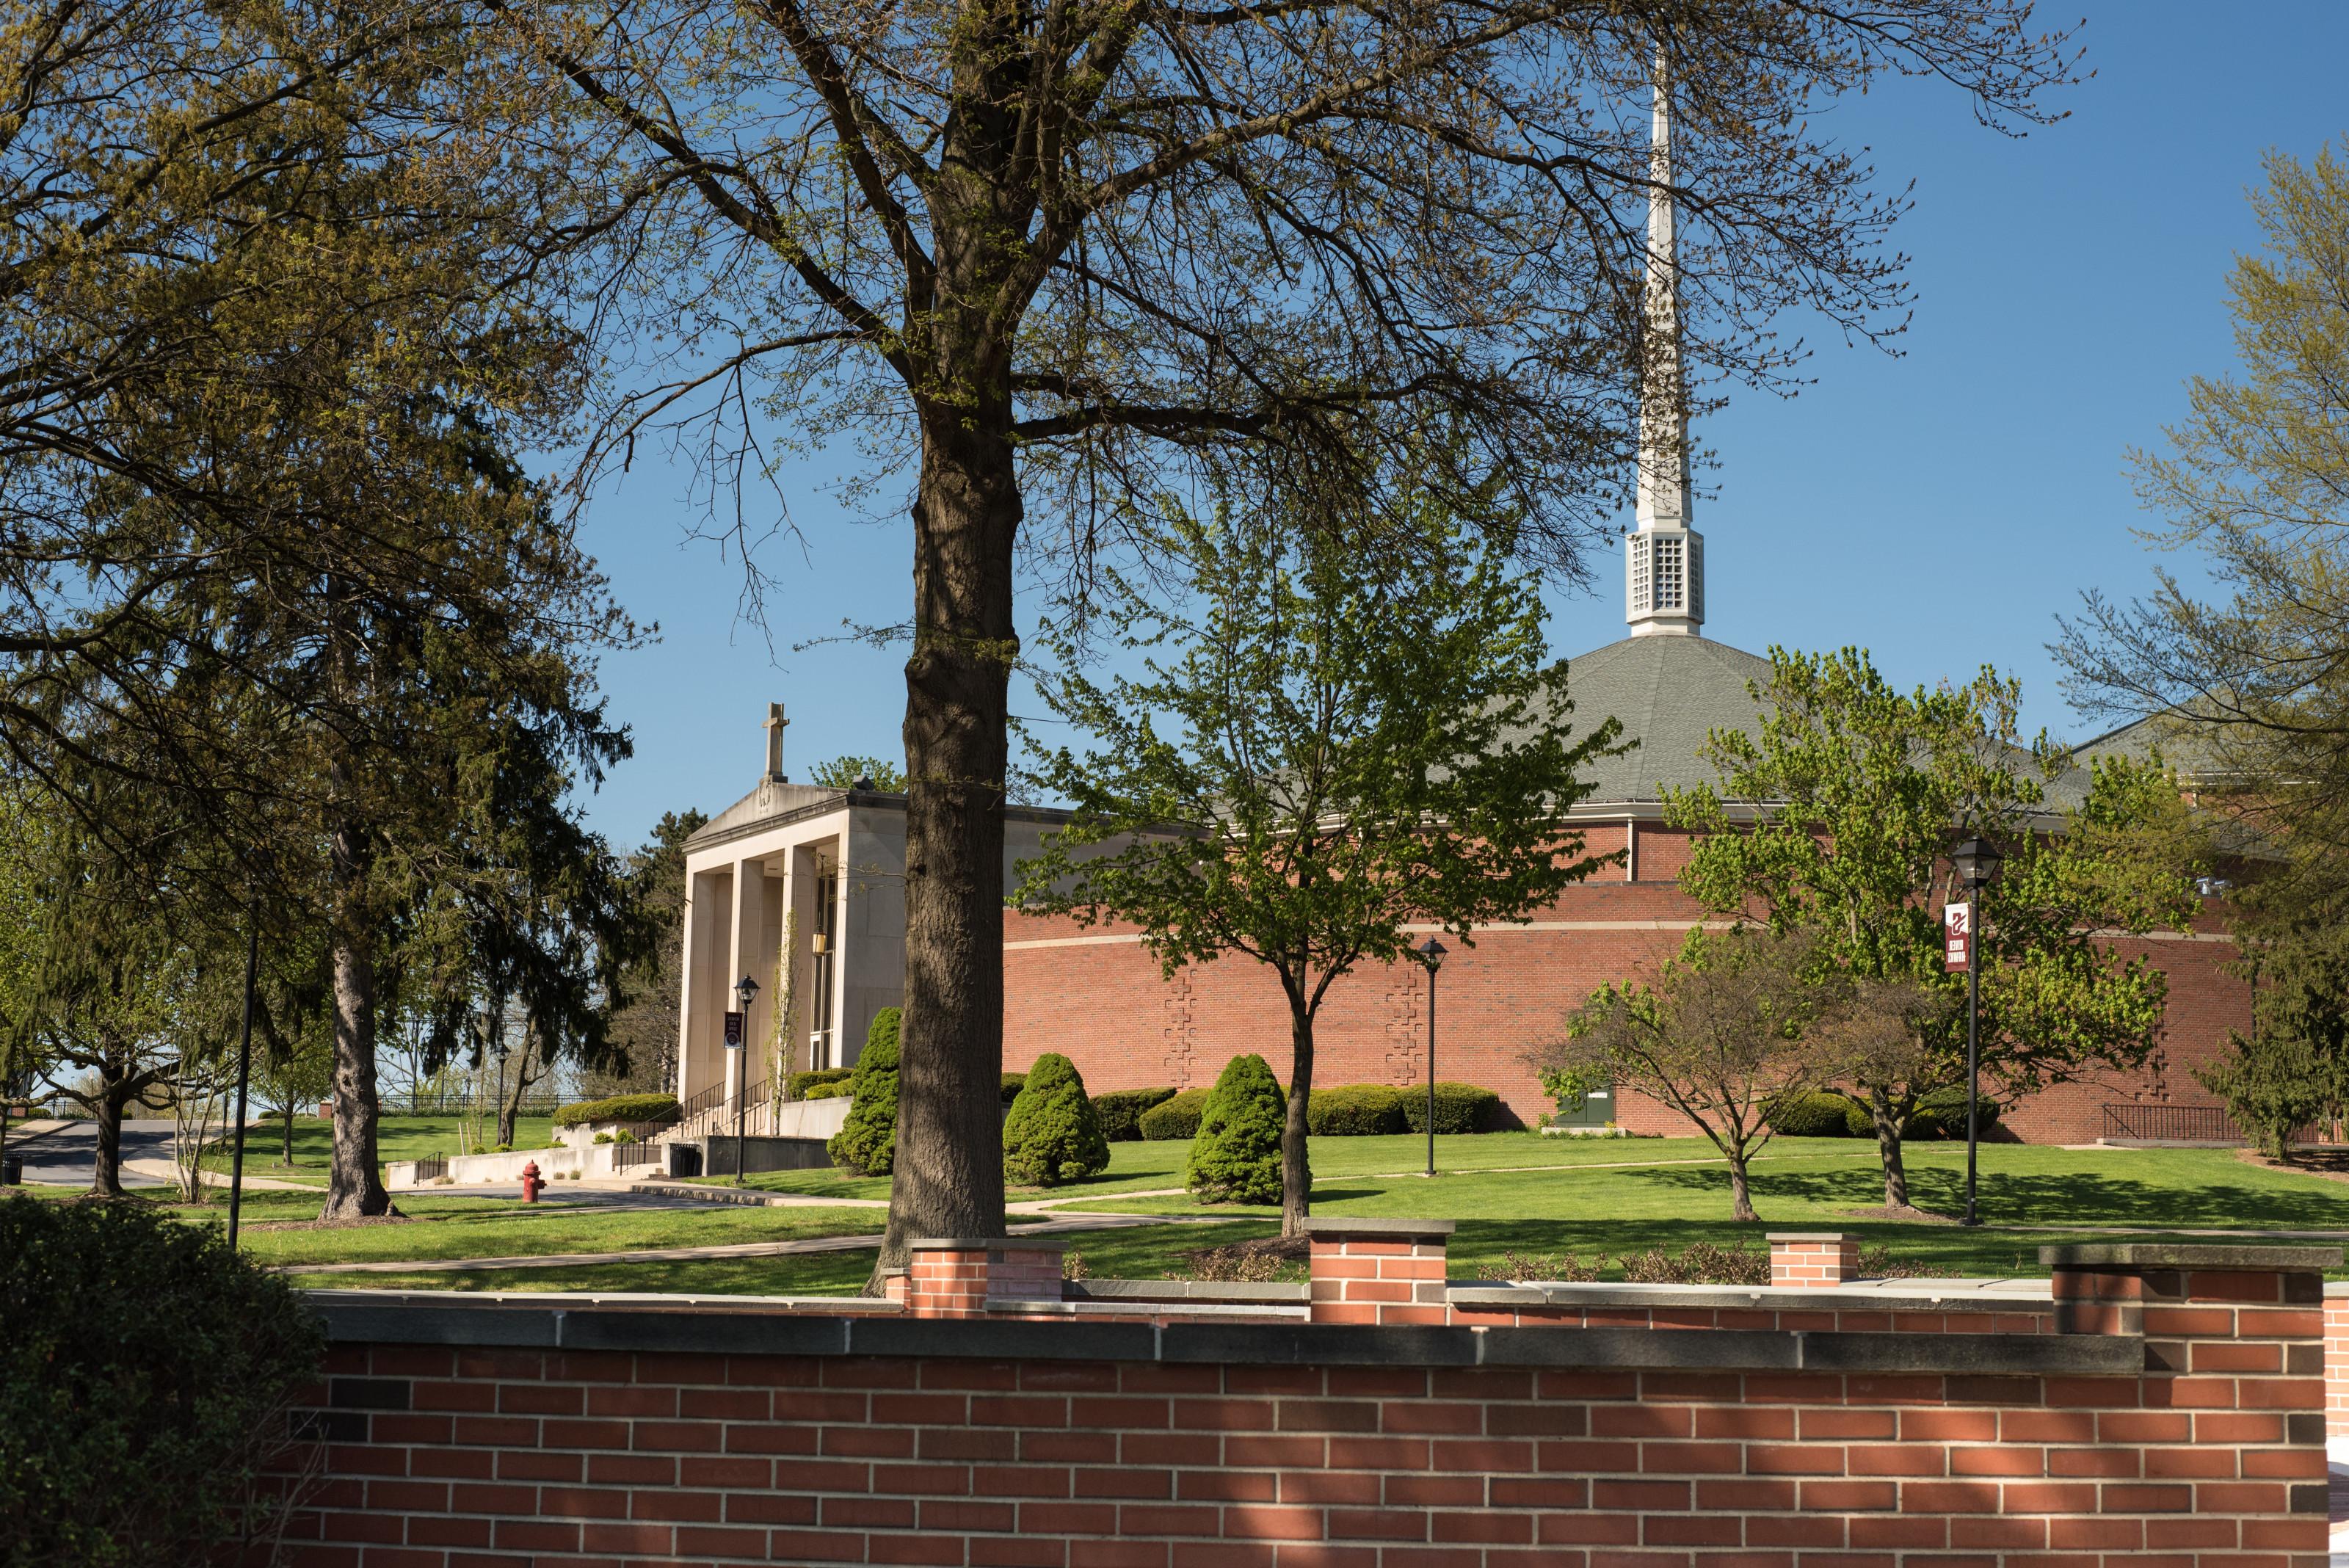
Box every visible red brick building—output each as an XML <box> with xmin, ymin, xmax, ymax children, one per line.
<box><xmin>994</xmin><ymin>634</ymin><xmax>2249</xmax><ymax>1146</ymax></box>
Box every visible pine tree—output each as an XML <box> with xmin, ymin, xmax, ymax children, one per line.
<box><xmin>1186</xmin><ymin>1056</ymin><xmax>1290</xmax><ymax>1206</ymax></box>
<box><xmin>1002</xmin><ymin>1054</ymin><xmax>1109</xmax><ymax>1187</ymax></box>
<box><xmin>829</xmin><ymin>1009</ymin><xmax>902</xmax><ymax>1176</ymax></box>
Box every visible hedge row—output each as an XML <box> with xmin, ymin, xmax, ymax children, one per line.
<box><xmin>1136</xmin><ymin>1076</ymin><xmax>1506</xmax><ymax>1139</ymax></box>
<box><xmin>551</xmin><ymin>1093</ymin><xmax>678</xmax><ymax>1129</ymax></box>
<box><xmin>1095</xmin><ymin>1086</ymin><xmax>1176</xmax><ymax>1141</ymax></box>
<box><xmin>788</xmin><ymin>1068</ymin><xmax>855</xmax><ymax>1100</ymax></box>
<box><xmin>1762</xmin><ymin>1087</ymin><xmax>2002</xmax><ymax>1140</ymax></box>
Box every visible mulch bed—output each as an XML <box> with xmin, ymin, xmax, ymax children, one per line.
<box><xmin>1838</xmin><ymin>1203</ymin><xmax>1959</xmax><ymax>1224</ymax></box>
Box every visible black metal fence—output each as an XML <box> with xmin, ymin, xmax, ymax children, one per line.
<box><xmin>413</xmin><ymin>1154</ymin><xmax>449</xmax><ymax>1183</ymax></box>
<box><xmin>2101</xmin><ymin>1103</ymin><xmax>2241</xmax><ymax>1144</ymax></box>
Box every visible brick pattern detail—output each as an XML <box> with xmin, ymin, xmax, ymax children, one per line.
<box><xmin>1002</xmin><ymin>841</ymin><xmax>2253</xmax><ymax>1141</ymax></box>
<box><xmin>1308</xmin><ymin>1232</ymin><xmax>1451</xmax><ymax>1326</ymax></box>
<box><xmin>276</xmin><ymin>1264</ymin><xmax>2330</xmax><ymax>1568</ymax></box>
<box><xmin>1769</xmin><ymin>1235</ymin><xmax>1861</xmax><ymax>1289</ymax></box>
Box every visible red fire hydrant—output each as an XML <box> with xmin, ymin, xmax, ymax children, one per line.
<box><xmin>520</xmin><ymin>1161</ymin><xmax>543</xmax><ymax>1203</ymax></box>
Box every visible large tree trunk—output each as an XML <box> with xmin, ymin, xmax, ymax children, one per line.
<box><xmin>322</xmin><ymin>829</ymin><xmax>393</xmax><ymax>1219</ymax></box>
<box><xmin>90</xmin><ymin>1057</ymin><xmax>129</xmax><ymax>1197</ymax></box>
<box><xmin>1282</xmin><ymin>1004</ymin><xmax>1316</xmax><ymax>1238</ymax></box>
<box><xmin>874</xmin><ymin>403</ymin><xmax>1021</xmax><ymax>1280</ymax></box>
<box><xmin>1868</xmin><ymin>1089</ymin><xmax>1909</xmax><ymax>1209</ymax></box>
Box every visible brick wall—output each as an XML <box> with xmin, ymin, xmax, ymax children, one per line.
<box><xmin>1003</xmin><ymin>864</ymin><xmax>2252</xmax><ymax>1144</ymax></box>
<box><xmin>277</xmin><ymin>1234</ymin><xmax>2333</xmax><ymax>1567</ymax></box>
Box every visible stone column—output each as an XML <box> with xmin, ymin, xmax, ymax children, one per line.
<box><xmin>722</xmin><ymin>858</ymin><xmax>765</xmax><ymax>1103</ymax></box>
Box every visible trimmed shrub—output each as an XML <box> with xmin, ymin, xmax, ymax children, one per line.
<box><xmin>1398</xmin><ymin>1081</ymin><xmax>1502</xmax><ymax>1135</ymax></box>
<box><xmin>1</xmin><ymin>1197</ymin><xmax>324</xmax><ymax>1565</ymax></box>
<box><xmin>1306</xmin><ymin>1084</ymin><xmax>1409</xmax><ymax>1136</ymax></box>
<box><xmin>1762</xmin><ymin>1091</ymin><xmax>1867</xmax><ymax>1139</ymax></box>
<box><xmin>1138</xmin><ymin>1087</ymin><xmax>1210</xmax><ymax>1141</ymax></box>
<box><xmin>1094</xmin><ymin>1086</ymin><xmax>1176</xmax><ymax>1142</ymax></box>
<box><xmin>1003</xmin><ymin>1053</ymin><xmax>1111</xmax><ymax>1186</ymax></box>
<box><xmin>1185</xmin><ymin>1054</ymin><xmax>1290</xmax><ymax>1205</ymax></box>
<box><xmin>827</xmin><ymin>1008</ymin><xmax>901</xmax><ymax>1175</ymax></box>
<box><xmin>788</xmin><ymin>1068</ymin><xmax>855</xmax><ymax>1100</ymax></box>
<box><xmin>1907</xmin><ymin>1086</ymin><xmax>2002</xmax><ymax>1141</ymax></box>
<box><xmin>553</xmin><ymin>1092</ymin><xmax>679</xmax><ymax>1128</ymax></box>
<box><xmin>1001</xmin><ymin>1072</ymin><xmax>1028</xmax><ymax>1106</ymax></box>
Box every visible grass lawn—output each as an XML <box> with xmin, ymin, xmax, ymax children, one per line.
<box><xmin>705</xmin><ymin>1132</ymin><xmax>1884</xmax><ymax>1204</ymax></box>
<box><xmin>197</xmin><ymin>1113</ymin><xmax>559</xmax><ymax>1188</ymax></box>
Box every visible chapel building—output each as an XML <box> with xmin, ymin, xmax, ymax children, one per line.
<box><xmin>670</xmin><ymin>70</ymin><xmax>2247</xmax><ymax>1147</ymax></box>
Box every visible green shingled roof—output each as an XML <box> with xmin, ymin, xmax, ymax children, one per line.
<box><xmin>1553</xmin><ymin>635</ymin><xmax>1775</xmax><ymax>807</ymax></box>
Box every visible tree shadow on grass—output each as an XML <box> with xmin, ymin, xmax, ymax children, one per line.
<box><xmin>1630</xmin><ymin>1161</ymin><xmax>2349</xmax><ymax>1229</ymax></box>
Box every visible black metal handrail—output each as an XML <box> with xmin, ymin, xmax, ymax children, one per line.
<box><xmin>2101</xmin><ymin>1103</ymin><xmax>2240</xmax><ymax>1144</ymax></box>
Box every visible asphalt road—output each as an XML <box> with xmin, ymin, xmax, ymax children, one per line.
<box><xmin>5</xmin><ymin>1118</ymin><xmax>179</xmax><ymax>1188</ymax></box>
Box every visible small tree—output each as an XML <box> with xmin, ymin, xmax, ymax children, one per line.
<box><xmin>1540</xmin><ymin>928</ymin><xmax>1842</xmax><ymax>1222</ymax></box>
<box><xmin>807</xmin><ymin>757</ymin><xmax>907</xmax><ymax>792</ymax></box>
<box><xmin>1017</xmin><ymin>480</ymin><xmax>1622</xmax><ymax>1235</ymax></box>
<box><xmin>829</xmin><ymin>1009</ymin><xmax>902</xmax><ymax>1176</ymax></box>
<box><xmin>1667</xmin><ymin>648</ymin><xmax>2201</xmax><ymax>1208</ymax></box>
<box><xmin>1186</xmin><ymin>1054</ymin><xmax>1288</xmax><ymax>1207</ymax></box>
<box><xmin>1002</xmin><ymin>1054</ymin><xmax>1110</xmax><ymax>1187</ymax></box>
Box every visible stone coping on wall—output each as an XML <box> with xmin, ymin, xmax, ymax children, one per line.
<box><xmin>2040</xmin><ymin>1241</ymin><xmax>2346</xmax><ymax>1269</ymax></box>
<box><xmin>1448</xmin><ymin>1274</ymin><xmax>2055</xmax><ymax>1313</ymax></box>
<box><xmin>1068</xmin><ymin>1279</ymin><xmax>1310</xmax><ymax>1303</ymax></box>
<box><xmin>302</xmin><ymin>1291</ymin><xmax>2144</xmax><ymax>1375</ymax></box>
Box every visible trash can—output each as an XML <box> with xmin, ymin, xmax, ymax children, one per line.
<box><xmin>1</xmin><ymin>1154</ymin><xmax>21</xmax><ymax>1186</ymax></box>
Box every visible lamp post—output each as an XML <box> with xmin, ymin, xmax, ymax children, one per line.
<box><xmin>226</xmin><ymin>908</ymin><xmax>258</xmax><ymax>1250</ymax></box>
<box><xmin>733</xmin><ymin>973</ymin><xmax>760</xmax><ymax>1186</ymax></box>
<box><xmin>1950</xmin><ymin>835</ymin><xmax>2004</xmax><ymax>1227</ymax></box>
<box><xmin>1415</xmin><ymin>937</ymin><xmax>1448</xmax><ymax>1179</ymax></box>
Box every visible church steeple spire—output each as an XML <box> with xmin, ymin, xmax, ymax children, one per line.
<box><xmin>1626</xmin><ymin>48</ymin><xmax>1704</xmax><ymax>638</ymax></box>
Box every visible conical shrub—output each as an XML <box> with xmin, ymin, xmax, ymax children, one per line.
<box><xmin>1184</xmin><ymin>1053</ymin><xmax>1290</xmax><ymax>1205</ymax></box>
<box><xmin>1002</xmin><ymin>1053</ymin><xmax>1111</xmax><ymax>1186</ymax></box>
<box><xmin>827</xmin><ymin>1008</ymin><xmax>901</xmax><ymax>1175</ymax></box>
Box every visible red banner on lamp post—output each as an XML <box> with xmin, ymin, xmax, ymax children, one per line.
<box><xmin>1943</xmin><ymin>902</ymin><xmax>1972</xmax><ymax>973</ymax></box>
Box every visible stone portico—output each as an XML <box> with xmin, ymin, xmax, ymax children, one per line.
<box><xmin>675</xmin><ymin>710</ymin><xmax>1072</xmax><ymax>1128</ymax></box>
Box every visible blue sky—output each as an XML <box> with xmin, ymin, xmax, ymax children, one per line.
<box><xmin>568</xmin><ymin>4</ymin><xmax>2349</xmax><ymax>852</ymax></box>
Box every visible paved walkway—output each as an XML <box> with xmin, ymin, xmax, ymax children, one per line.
<box><xmin>275</xmin><ymin>1211</ymin><xmax>1244</xmax><ymax>1277</ymax></box>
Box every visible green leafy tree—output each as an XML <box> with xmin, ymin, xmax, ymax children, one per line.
<box><xmin>1667</xmin><ymin>648</ymin><xmax>2199</xmax><ymax>1209</ymax></box>
<box><xmin>521</xmin><ymin>0</ymin><xmax>2078</xmax><ymax>1269</ymax></box>
<box><xmin>1542</xmin><ymin>927</ymin><xmax>1844</xmax><ymax>1222</ymax></box>
<box><xmin>1001</xmin><ymin>1053</ymin><xmax>1110</xmax><ymax>1186</ymax></box>
<box><xmin>587</xmin><ymin>810</ymin><xmax>711</xmax><ymax>1100</ymax></box>
<box><xmin>1017</xmin><ymin>484</ymin><xmax>1621</xmax><ymax>1236</ymax></box>
<box><xmin>1186</xmin><ymin>1054</ymin><xmax>1288</xmax><ymax>1207</ymax></box>
<box><xmin>807</xmin><ymin>758</ymin><xmax>906</xmax><ymax>793</ymax></box>
<box><xmin>829</xmin><ymin>1008</ymin><xmax>902</xmax><ymax>1176</ymax></box>
<box><xmin>2060</xmin><ymin>145</ymin><xmax>2349</xmax><ymax>1144</ymax></box>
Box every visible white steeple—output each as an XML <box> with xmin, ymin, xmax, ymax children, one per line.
<box><xmin>1626</xmin><ymin>50</ymin><xmax>1704</xmax><ymax>638</ymax></box>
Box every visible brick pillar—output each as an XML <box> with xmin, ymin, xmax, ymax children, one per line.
<box><xmin>1768</xmin><ymin>1232</ymin><xmax>1859</xmax><ymax>1288</ymax></box>
<box><xmin>1304</xmin><ymin>1218</ymin><xmax>1453</xmax><ymax>1325</ymax></box>
<box><xmin>2326</xmin><ymin>1286</ymin><xmax>2349</xmax><ymax>1435</ymax></box>
<box><xmin>2046</xmin><ymin>1242</ymin><xmax>2335</xmax><ymax>1562</ymax></box>
<box><xmin>903</xmin><ymin>1238</ymin><xmax>1067</xmax><ymax>1318</ymax></box>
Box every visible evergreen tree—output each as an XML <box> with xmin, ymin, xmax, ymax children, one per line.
<box><xmin>1186</xmin><ymin>1055</ymin><xmax>1289</xmax><ymax>1207</ymax></box>
<box><xmin>1002</xmin><ymin>1054</ymin><xmax>1109</xmax><ymax>1187</ymax></box>
<box><xmin>829</xmin><ymin>1009</ymin><xmax>902</xmax><ymax>1176</ymax></box>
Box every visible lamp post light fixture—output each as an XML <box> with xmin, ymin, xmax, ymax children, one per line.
<box><xmin>1950</xmin><ymin>835</ymin><xmax>2004</xmax><ymax>1227</ymax></box>
<box><xmin>733</xmin><ymin>973</ymin><xmax>760</xmax><ymax>1186</ymax></box>
<box><xmin>1415</xmin><ymin>937</ymin><xmax>1448</xmax><ymax>1180</ymax></box>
